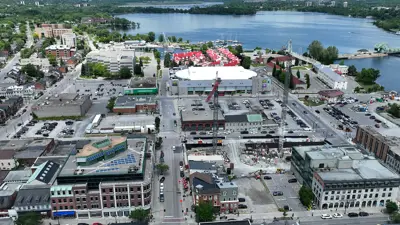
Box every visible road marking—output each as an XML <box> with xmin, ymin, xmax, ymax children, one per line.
<box><xmin>164</xmin><ymin>216</ymin><xmax>174</xmax><ymax>218</ymax></box>
<box><xmin>276</xmin><ymin>198</ymin><xmax>287</xmax><ymax>201</ymax></box>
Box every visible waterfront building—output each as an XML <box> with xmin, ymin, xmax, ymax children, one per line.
<box><xmin>313</xmin><ymin>64</ymin><xmax>347</xmax><ymax>90</ymax></box>
<box><xmin>86</xmin><ymin>48</ymin><xmax>136</xmax><ymax>74</ymax></box>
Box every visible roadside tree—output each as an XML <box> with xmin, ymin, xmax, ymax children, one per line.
<box><xmin>305</xmin><ymin>73</ymin><xmax>311</xmax><ymax>89</ymax></box>
<box><xmin>386</xmin><ymin>200</ymin><xmax>399</xmax><ymax>214</ymax></box>
<box><xmin>155</xmin><ymin>116</ymin><xmax>160</xmax><ymax>131</ymax></box>
<box><xmin>129</xmin><ymin>208</ymin><xmax>150</xmax><ymax>222</ymax></box>
<box><xmin>299</xmin><ymin>185</ymin><xmax>313</xmax><ymax>208</ymax></box>
<box><xmin>16</xmin><ymin>212</ymin><xmax>42</xmax><ymax>225</ymax></box>
<box><xmin>119</xmin><ymin>67</ymin><xmax>132</xmax><ymax>79</ymax></box>
<box><xmin>195</xmin><ymin>202</ymin><xmax>215</xmax><ymax>222</ymax></box>
<box><xmin>156</xmin><ymin>163</ymin><xmax>169</xmax><ymax>174</ymax></box>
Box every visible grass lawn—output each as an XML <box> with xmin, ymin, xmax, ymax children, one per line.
<box><xmin>292</xmin><ymin>64</ymin><xmax>312</xmax><ymax>70</ymax></box>
<box><xmin>300</xmin><ymin>98</ymin><xmax>324</xmax><ymax>106</ymax></box>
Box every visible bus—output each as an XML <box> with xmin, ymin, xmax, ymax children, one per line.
<box><xmin>92</xmin><ymin>114</ymin><xmax>102</xmax><ymax>127</ymax></box>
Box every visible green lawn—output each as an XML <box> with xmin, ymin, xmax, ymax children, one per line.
<box><xmin>292</xmin><ymin>65</ymin><xmax>312</xmax><ymax>70</ymax></box>
<box><xmin>300</xmin><ymin>98</ymin><xmax>324</xmax><ymax>106</ymax></box>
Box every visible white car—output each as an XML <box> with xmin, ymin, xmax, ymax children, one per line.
<box><xmin>333</xmin><ymin>213</ymin><xmax>342</xmax><ymax>218</ymax></box>
<box><xmin>180</xmin><ymin>166</ymin><xmax>183</xmax><ymax>171</ymax></box>
<box><xmin>172</xmin><ymin>146</ymin><xmax>176</xmax><ymax>151</ymax></box>
<box><xmin>321</xmin><ymin>214</ymin><xmax>332</xmax><ymax>219</ymax></box>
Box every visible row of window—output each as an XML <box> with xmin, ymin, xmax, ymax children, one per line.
<box><xmin>324</xmin><ymin>193</ymin><xmax>392</xmax><ymax>201</ymax></box>
<box><xmin>324</xmin><ymin>187</ymin><xmax>393</xmax><ymax>195</ymax></box>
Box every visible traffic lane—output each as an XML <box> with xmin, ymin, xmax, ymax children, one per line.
<box><xmin>265</xmin><ymin>174</ymin><xmax>303</xmax><ymax>211</ymax></box>
<box><xmin>173</xmin><ymin>148</ymin><xmax>184</xmax><ymax>217</ymax></box>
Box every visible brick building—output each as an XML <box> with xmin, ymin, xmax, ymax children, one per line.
<box><xmin>190</xmin><ymin>173</ymin><xmax>220</xmax><ymax>209</ymax></box>
<box><xmin>181</xmin><ymin>109</ymin><xmax>225</xmax><ymax>131</ymax></box>
<box><xmin>112</xmin><ymin>96</ymin><xmax>157</xmax><ymax>114</ymax></box>
<box><xmin>45</xmin><ymin>45</ymin><xmax>75</xmax><ymax>59</ymax></box>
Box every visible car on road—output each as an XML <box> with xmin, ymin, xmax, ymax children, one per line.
<box><xmin>369</xmin><ymin>116</ymin><xmax>376</xmax><ymax>119</ymax></box>
<box><xmin>240</xmin><ymin>131</ymin><xmax>249</xmax><ymax>134</ymax></box>
<box><xmin>303</xmin><ymin>111</ymin><xmax>307</xmax><ymax>114</ymax></box>
<box><xmin>264</xmin><ymin>176</ymin><xmax>272</xmax><ymax>180</ymax></box>
<box><xmin>273</xmin><ymin>191</ymin><xmax>283</xmax><ymax>196</ymax></box>
<box><xmin>375</xmin><ymin>124</ymin><xmax>380</xmax><ymax>128</ymax></box>
<box><xmin>288</xmin><ymin>130</ymin><xmax>294</xmax><ymax>133</ymax></box>
<box><xmin>160</xmin><ymin>177</ymin><xmax>165</xmax><ymax>183</ymax></box>
<box><xmin>199</xmin><ymin>131</ymin><xmax>206</xmax><ymax>135</ymax></box>
<box><xmin>365</xmin><ymin>113</ymin><xmax>371</xmax><ymax>116</ymax></box>
<box><xmin>315</xmin><ymin>110</ymin><xmax>320</xmax><ymax>114</ymax></box>
<box><xmin>292</xmin><ymin>103</ymin><xmax>296</xmax><ymax>106</ymax></box>
<box><xmin>321</xmin><ymin>214</ymin><xmax>332</xmax><ymax>219</ymax></box>
<box><xmin>190</xmin><ymin>131</ymin><xmax>197</xmax><ymax>135</ymax></box>
<box><xmin>288</xmin><ymin>178</ymin><xmax>297</xmax><ymax>183</ymax></box>
<box><xmin>17</xmin><ymin>123</ymin><xmax>22</xmax><ymax>126</ymax></box>
<box><xmin>261</xmin><ymin>131</ymin><xmax>268</xmax><ymax>134</ymax></box>
<box><xmin>219</xmin><ymin>216</ymin><xmax>228</xmax><ymax>220</ymax></box>
<box><xmin>238</xmin><ymin>198</ymin><xmax>246</xmax><ymax>202</ymax></box>
<box><xmin>78</xmin><ymin>223</ymin><xmax>89</xmax><ymax>225</ymax></box>
<box><xmin>179</xmin><ymin>161</ymin><xmax>183</xmax><ymax>166</ymax></box>
<box><xmin>238</xmin><ymin>204</ymin><xmax>248</xmax><ymax>209</ymax></box>
<box><xmin>333</xmin><ymin>213</ymin><xmax>342</xmax><ymax>218</ymax></box>
<box><xmin>347</xmin><ymin>212</ymin><xmax>358</xmax><ymax>217</ymax></box>
<box><xmin>92</xmin><ymin>223</ymin><xmax>103</xmax><ymax>225</ymax></box>
<box><xmin>359</xmin><ymin>212</ymin><xmax>369</xmax><ymax>217</ymax></box>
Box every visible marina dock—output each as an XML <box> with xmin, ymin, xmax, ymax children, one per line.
<box><xmin>338</xmin><ymin>52</ymin><xmax>388</xmax><ymax>60</ymax></box>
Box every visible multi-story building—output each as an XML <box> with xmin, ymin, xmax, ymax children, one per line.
<box><xmin>20</xmin><ymin>57</ymin><xmax>51</xmax><ymax>72</ymax></box>
<box><xmin>0</xmin><ymin>85</ymin><xmax>37</xmax><ymax>102</ymax></box>
<box><xmin>291</xmin><ymin>145</ymin><xmax>400</xmax><ymax>210</ymax></box>
<box><xmin>112</xmin><ymin>95</ymin><xmax>157</xmax><ymax>114</ymax></box>
<box><xmin>34</xmin><ymin>24</ymin><xmax>73</xmax><ymax>39</ymax></box>
<box><xmin>61</xmin><ymin>33</ymin><xmax>77</xmax><ymax>47</ymax></box>
<box><xmin>354</xmin><ymin>125</ymin><xmax>400</xmax><ymax>174</ymax></box>
<box><xmin>86</xmin><ymin>47</ymin><xmax>136</xmax><ymax>74</ymax></box>
<box><xmin>181</xmin><ymin>109</ymin><xmax>225</xmax><ymax>131</ymax></box>
<box><xmin>0</xmin><ymin>96</ymin><xmax>24</xmax><ymax>117</ymax></box>
<box><xmin>224</xmin><ymin>113</ymin><xmax>277</xmax><ymax>132</ymax></box>
<box><xmin>314</xmin><ymin>64</ymin><xmax>348</xmax><ymax>90</ymax></box>
<box><xmin>52</xmin><ymin>137</ymin><xmax>152</xmax><ymax>219</ymax></box>
<box><xmin>191</xmin><ymin>173</ymin><xmax>220</xmax><ymax>209</ymax></box>
<box><xmin>45</xmin><ymin>45</ymin><xmax>75</xmax><ymax>59</ymax></box>
<box><xmin>217</xmin><ymin>182</ymin><xmax>239</xmax><ymax>213</ymax></box>
<box><xmin>170</xmin><ymin>67</ymin><xmax>271</xmax><ymax>96</ymax></box>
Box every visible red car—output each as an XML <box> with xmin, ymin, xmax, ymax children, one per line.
<box><xmin>93</xmin><ymin>223</ymin><xmax>103</xmax><ymax>225</ymax></box>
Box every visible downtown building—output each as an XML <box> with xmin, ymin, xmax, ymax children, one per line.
<box><xmin>291</xmin><ymin>145</ymin><xmax>400</xmax><ymax>210</ymax></box>
<box><xmin>50</xmin><ymin>137</ymin><xmax>153</xmax><ymax>219</ymax></box>
<box><xmin>86</xmin><ymin>46</ymin><xmax>136</xmax><ymax>74</ymax></box>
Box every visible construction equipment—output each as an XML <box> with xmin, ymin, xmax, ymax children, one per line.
<box><xmin>278</xmin><ymin>40</ymin><xmax>292</xmax><ymax>154</ymax></box>
<box><xmin>205</xmin><ymin>72</ymin><xmax>221</xmax><ymax>154</ymax></box>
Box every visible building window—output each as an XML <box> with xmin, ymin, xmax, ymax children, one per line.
<box><xmin>102</xmin><ymin>189</ymin><xmax>105</xmax><ymax>193</ymax></box>
<box><xmin>52</xmin><ymin>200</ymin><xmax>55</xmax><ymax>203</ymax></box>
<box><xmin>69</xmin><ymin>198</ymin><xmax>72</xmax><ymax>202</ymax></box>
<box><xmin>382</xmin><ymin>193</ymin><xmax>386</xmax><ymax>197</ymax></box>
<box><xmin>223</xmin><ymin>191</ymin><xmax>227</xmax><ymax>196</ymax></box>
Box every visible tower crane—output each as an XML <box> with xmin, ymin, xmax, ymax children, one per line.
<box><xmin>278</xmin><ymin>40</ymin><xmax>292</xmax><ymax>154</ymax></box>
<box><xmin>205</xmin><ymin>72</ymin><xmax>221</xmax><ymax>154</ymax></box>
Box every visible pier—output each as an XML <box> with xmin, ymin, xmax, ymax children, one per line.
<box><xmin>337</xmin><ymin>52</ymin><xmax>388</xmax><ymax>60</ymax></box>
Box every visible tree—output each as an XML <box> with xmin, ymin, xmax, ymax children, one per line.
<box><xmin>158</xmin><ymin>34</ymin><xmax>164</xmax><ymax>43</ymax></box>
<box><xmin>388</xmin><ymin>103</ymin><xmax>400</xmax><ymax>118</ymax></box>
<box><xmin>200</xmin><ymin>44</ymin><xmax>208</xmax><ymax>54</ymax></box>
<box><xmin>339</xmin><ymin>59</ymin><xmax>345</xmax><ymax>65</ymax></box>
<box><xmin>386</xmin><ymin>201</ymin><xmax>399</xmax><ymax>214</ymax></box>
<box><xmin>207</xmin><ymin>41</ymin><xmax>213</xmax><ymax>48</ymax></box>
<box><xmin>59</xmin><ymin>58</ymin><xmax>65</xmax><ymax>66</ymax></box>
<box><xmin>164</xmin><ymin>52</ymin><xmax>171</xmax><ymax>67</ymax></box>
<box><xmin>307</xmin><ymin>40</ymin><xmax>324</xmax><ymax>61</ymax></box>
<box><xmin>178</xmin><ymin>37</ymin><xmax>183</xmax><ymax>42</ymax></box>
<box><xmin>21</xmin><ymin>63</ymin><xmax>44</xmax><ymax>78</ymax></box>
<box><xmin>272</xmin><ymin>64</ymin><xmax>277</xmax><ymax>77</ymax></box>
<box><xmin>119</xmin><ymin>67</ymin><xmax>132</xmax><ymax>79</ymax></box>
<box><xmin>156</xmin><ymin>163</ymin><xmax>169</xmax><ymax>174</ymax></box>
<box><xmin>322</xmin><ymin>46</ymin><xmax>339</xmax><ymax>64</ymax></box>
<box><xmin>147</xmin><ymin>32</ymin><xmax>155</xmax><ymax>42</ymax></box>
<box><xmin>155</xmin><ymin>116</ymin><xmax>161</xmax><ymax>131</ymax></box>
<box><xmin>392</xmin><ymin>213</ymin><xmax>400</xmax><ymax>223</ymax></box>
<box><xmin>299</xmin><ymin>186</ymin><xmax>313</xmax><ymax>208</ymax></box>
<box><xmin>106</xmin><ymin>97</ymin><xmax>116</xmax><ymax>112</ymax></box>
<box><xmin>33</xmin><ymin>33</ymin><xmax>39</xmax><ymax>40</ymax></box>
<box><xmin>47</xmin><ymin>54</ymin><xmax>57</xmax><ymax>67</ymax></box>
<box><xmin>235</xmin><ymin>45</ymin><xmax>243</xmax><ymax>55</ymax></box>
<box><xmin>195</xmin><ymin>202</ymin><xmax>215</xmax><ymax>222</ymax></box>
<box><xmin>348</xmin><ymin>65</ymin><xmax>358</xmax><ymax>76</ymax></box>
<box><xmin>129</xmin><ymin>208</ymin><xmax>150</xmax><ymax>222</ymax></box>
<box><xmin>241</xmin><ymin>56</ymin><xmax>251</xmax><ymax>69</ymax></box>
<box><xmin>354</xmin><ymin>86</ymin><xmax>361</xmax><ymax>93</ymax></box>
<box><xmin>16</xmin><ymin>212</ymin><xmax>42</xmax><ymax>225</ymax></box>
<box><xmin>171</xmin><ymin>36</ymin><xmax>177</xmax><ymax>42</ymax></box>
<box><xmin>356</xmin><ymin>68</ymin><xmax>380</xmax><ymax>85</ymax></box>
<box><xmin>134</xmin><ymin>64</ymin><xmax>142</xmax><ymax>75</ymax></box>
<box><xmin>296</xmin><ymin>70</ymin><xmax>301</xmax><ymax>79</ymax></box>
<box><xmin>305</xmin><ymin>73</ymin><xmax>311</xmax><ymax>89</ymax></box>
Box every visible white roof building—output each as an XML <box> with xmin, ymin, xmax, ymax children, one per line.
<box><xmin>175</xmin><ymin>66</ymin><xmax>257</xmax><ymax>81</ymax></box>
<box><xmin>314</xmin><ymin>64</ymin><xmax>347</xmax><ymax>90</ymax></box>
<box><xmin>86</xmin><ymin>48</ymin><xmax>136</xmax><ymax>74</ymax></box>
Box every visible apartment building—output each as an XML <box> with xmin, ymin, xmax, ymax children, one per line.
<box><xmin>45</xmin><ymin>45</ymin><xmax>75</xmax><ymax>59</ymax></box>
<box><xmin>35</xmin><ymin>24</ymin><xmax>73</xmax><ymax>39</ymax></box>
<box><xmin>61</xmin><ymin>33</ymin><xmax>77</xmax><ymax>47</ymax></box>
<box><xmin>291</xmin><ymin>145</ymin><xmax>400</xmax><ymax>210</ymax></box>
<box><xmin>0</xmin><ymin>85</ymin><xmax>37</xmax><ymax>102</ymax></box>
<box><xmin>86</xmin><ymin>47</ymin><xmax>136</xmax><ymax>74</ymax></box>
<box><xmin>354</xmin><ymin>125</ymin><xmax>400</xmax><ymax>174</ymax></box>
<box><xmin>52</xmin><ymin>137</ymin><xmax>152</xmax><ymax>219</ymax></box>
<box><xmin>314</xmin><ymin>64</ymin><xmax>348</xmax><ymax>90</ymax></box>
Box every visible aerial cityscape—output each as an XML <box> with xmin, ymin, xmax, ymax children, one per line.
<box><xmin>0</xmin><ymin>0</ymin><xmax>400</xmax><ymax>225</ymax></box>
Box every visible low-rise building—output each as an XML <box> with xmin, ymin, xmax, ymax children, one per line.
<box><xmin>31</xmin><ymin>93</ymin><xmax>92</xmax><ymax>118</ymax></box>
<box><xmin>330</xmin><ymin>64</ymin><xmax>348</xmax><ymax>75</ymax></box>
<box><xmin>270</xmin><ymin>55</ymin><xmax>296</xmax><ymax>68</ymax></box>
<box><xmin>314</xmin><ymin>64</ymin><xmax>347</xmax><ymax>90</ymax></box>
<box><xmin>0</xmin><ymin>150</ymin><xmax>18</xmax><ymax>170</ymax></box>
<box><xmin>9</xmin><ymin>187</ymin><xmax>51</xmax><ymax>219</ymax></box>
<box><xmin>0</xmin><ymin>96</ymin><xmax>24</xmax><ymax>117</ymax></box>
<box><xmin>291</xmin><ymin>145</ymin><xmax>400</xmax><ymax>210</ymax></box>
<box><xmin>66</xmin><ymin>54</ymin><xmax>82</xmax><ymax>69</ymax></box>
<box><xmin>188</xmin><ymin>161</ymin><xmax>218</xmax><ymax>175</ymax></box>
<box><xmin>318</xmin><ymin>89</ymin><xmax>344</xmax><ymax>103</ymax></box>
<box><xmin>0</xmin><ymin>86</ymin><xmax>36</xmax><ymax>102</ymax></box>
<box><xmin>217</xmin><ymin>181</ymin><xmax>239</xmax><ymax>213</ymax></box>
<box><xmin>225</xmin><ymin>113</ymin><xmax>276</xmax><ymax>132</ymax></box>
<box><xmin>20</xmin><ymin>58</ymin><xmax>51</xmax><ymax>72</ymax></box>
<box><xmin>35</xmin><ymin>24</ymin><xmax>73</xmax><ymax>39</ymax></box>
<box><xmin>190</xmin><ymin>173</ymin><xmax>220</xmax><ymax>208</ymax></box>
<box><xmin>0</xmin><ymin>51</ymin><xmax>9</xmax><ymax>64</ymax></box>
<box><xmin>86</xmin><ymin>47</ymin><xmax>136</xmax><ymax>74</ymax></box>
<box><xmin>112</xmin><ymin>95</ymin><xmax>157</xmax><ymax>114</ymax></box>
<box><xmin>45</xmin><ymin>45</ymin><xmax>75</xmax><ymax>59</ymax></box>
<box><xmin>181</xmin><ymin>109</ymin><xmax>225</xmax><ymax>131</ymax></box>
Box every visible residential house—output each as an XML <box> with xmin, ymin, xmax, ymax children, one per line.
<box><xmin>0</xmin><ymin>51</ymin><xmax>9</xmax><ymax>64</ymax></box>
<box><xmin>66</xmin><ymin>54</ymin><xmax>82</xmax><ymax>69</ymax></box>
<box><xmin>217</xmin><ymin>182</ymin><xmax>239</xmax><ymax>213</ymax></box>
<box><xmin>34</xmin><ymin>70</ymin><xmax>60</xmax><ymax>90</ymax></box>
<box><xmin>6</xmin><ymin>69</ymin><xmax>29</xmax><ymax>85</ymax></box>
<box><xmin>190</xmin><ymin>173</ymin><xmax>220</xmax><ymax>209</ymax></box>
<box><xmin>271</xmin><ymin>55</ymin><xmax>296</xmax><ymax>68</ymax></box>
<box><xmin>0</xmin><ymin>86</ymin><xmax>37</xmax><ymax>102</ymax></box>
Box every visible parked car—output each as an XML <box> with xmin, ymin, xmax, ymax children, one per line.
<box><xmin>238</xmin><ymin>204</ymin><xmax>248</xmax><ymax>209</ymax></box>
<box><xmin>288</xmin><ymin>178</ymin><xmax>297</xmax><ymax>183</ymax></box>
<box><xmin>264</xmin><ymin>176</ymin><xmax>272</xmax><ymax>180</ymax></box>
<box><xmin>332</xmin><ymin>213</ymin><xmax>342</xmax><ymax>218</ymax></box>
<box><xmin>375</xmin><ymin>124</ymin><xmax>380</xmax><ymax>128</ymax></box>
<box><xmin>321</xmin><ymin>214</ymin><xmax>332</xmax><ymax>219</ymax></box>
<box><xmin>190</xmin><ymin>131</ymin><xmax>197</xmax><ymax>135</ymax></box>
<box><xmin>219</xmin><ymin>216</ymin><xmax>228</xmax><ymax>220</ymax></box>
<box><xmin>240</xmin><ymin>131</ymin><xmax>249</xmax><ymax>134</ymax></box>
<box><xmin>273</xmin><ymin>191</ymin><xmax>283</xmax><ymax>196</ymax></box>
<box><xmin>315</xmin><ymin>110</ymin><xmax>320</xmax><ymax>114</ymax></box>
<box><xmin>359</xmin><ymin>212</ymin><xmax>369</xmax><ymax>217</ymax></box>
<box><xmin>348</xmin><ymin>212</ymin><xmax>358</xmax><ymax>217</ymax></box>
<box><xmin>238</xmin><ymin>198</ymin><xmax>246</xmax><ymax>202</ymax></box>
<box><xmin>160</xmin><ymin>177</ymin><xmax>165</xmax><ymax>183</ymax></box>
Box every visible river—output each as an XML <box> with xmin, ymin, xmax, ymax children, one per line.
<box><xmin>118</xmin><ymin>11</ymin><xmax>400</xmax><ymax>91</ymax></box>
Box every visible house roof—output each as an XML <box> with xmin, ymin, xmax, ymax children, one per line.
<box><xmin>188</xmin><ymin>160</ymin><xmax>217</xmax><ymax>171</ymax></box>
<box><xmin>13</xmin><ymin>187</ymin><xmax>50</xmax><ymax>208</ymax></box>
<box><xmin>0</xmin><ymin>150</ymin><xmax>15</xmax><ymax>160</ymax></box>
<box><xmin>192</xmin><ymin>174</ymin><xmax>219</xmax><ymax>194</ymax></box>
<box><xmin>315</xmin><ymin>64</ymin><xmax>345</xmax><ymax>82</ymax></box>
<box><xmin>27</xmin><ymin>161</ymin><xmax>60</xmax><ymax>185</ymax></box>
<box><xmin>266</xmin><ymin>62</ymin><xmax>282</xmax><ymax>70</ymax></box>
<box><xmin>318</xmin><ymin>89</ymin><xmax>344</xmax><ymax>98</ymax></box>
<box><xmin>272</xmin><ymin>55</ymin><xmax>293</xmax><ymax>63</ymax></box>
<box><xmin>291</xmin><ymin>75</ymin><xmax>305</xmax><ymax>85</ymax></box>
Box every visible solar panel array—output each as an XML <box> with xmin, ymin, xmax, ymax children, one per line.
<box><xmin>96</xmin><ymin>168</ymin><xmax>120</xmax><ymax>173</ymax></box>
<box><xmin>104</xmin><ymin>154</ymin><xmax>135</xmax><ymax>167</ymax></box>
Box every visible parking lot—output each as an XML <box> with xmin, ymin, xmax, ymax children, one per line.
<box><xmin>63</xmin><ymin>79</ymin><xmax>129</xmax><ymax>100</ymax></box>
<box><xmin>263</xmin><ymin>173</ymin><xmax>304</xmax><ymax>212</ymax></box>
<box><xmin>235</xmin><ymin>177</ymin><xmax>278</xmax><ymax>214</ymax></box>
<box><xmin>15</xmin><ymin>120</ymin><xmax>80</xmax><ymax>139</ymax></box>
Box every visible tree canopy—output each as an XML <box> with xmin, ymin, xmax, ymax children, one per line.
<box><xmin>21</xmin><ymin>63</ymin><xmax>44</xmax><ymax>78</ymax></box>
<box><xmin>129</xmin><ymin>208</ymin><xmax>150</xmax><ymax>222</ymax></box>
<box><xmin>386</xmin><ymin>200</ymin><xmax>399</xmax><ymax>214</ymax></box>
<box><xmin>388</xmin><ymin>103</ymin><xmax>400</xmax><ymax>118</ymax></box>
<box><xmin>195</xmin><ymin>202</ymin><xmax>215</xmax><ymax>223</ymax></box>
<box><xmin>119</xmin><ymin>66</ymin><xmax>132</xmax><ymax>79</ymax></box>
<box><xmin>355</xmin><ymin>68</ymin><xmax>380</xmax><ymax>85</ymax></box>
<box><xmin>16</xmin><ymin>212</ymin><xmax>42</xmax><ymax>225</ymax></box>
<box><xmin>299</xmin><ymin>185</ymin><xmax>313</xmax><ymax>208</ymax></box>
<box><xmin>307</xmin><ymin>40</ymin><xmax>338</xmax><ymax>65</ymax></box>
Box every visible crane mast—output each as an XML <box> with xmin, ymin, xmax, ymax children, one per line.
<box><xmin>278</xmin><ymin>40</ymin><xmax>292</xmax><ymax>154</ymax></box>
<box><xmin>206</xmin><ymin>72</ymin><xmax>221</xmax><ymax>154</ymax></box>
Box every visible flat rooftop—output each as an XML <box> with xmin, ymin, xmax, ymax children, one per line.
<box><xmin>77</xmin><ymin>137</ymin><xmax>127</xmax><ymax>157</ymax></box>
<box><xmin>130</xmin><ymin>77</ymin><xmax>156</xmax><ymax>88</ymax></box>
<box><xmin>114</xmin><ymin>95</ymin><xmax>157</xmax><ymax>108</ymax></box>
<box><xmin>318</xmin><ymin>159</ymin><xmax>400</xmax><ymax>181</ymax></box>
<box><xmin>181</xmin><ymin>109</ymin><xmax>224</xmax><ymax>122</ymax></box>
<box><xmin>175</xmin><ymin>66</ymin><xmax>257</xmax><ymax>81</ymax></box>
<box><xmin>33</xmin><ymin>93</ymin><xmax>89</xmax><ymax>107</ymax></box>
<box><xmin>315</xmin><ymin>64</ymin><xmax>345</xmax><ymax>82</ymax></box>
<box><xmin>59</xmin><ymin>138</ymin><xmax>146</xmax><ymax>177</ymax></box>
<box><xmin>294</xmin><ymin>145</ymin><xmax>363</xmax><ymax>160</ymax></box>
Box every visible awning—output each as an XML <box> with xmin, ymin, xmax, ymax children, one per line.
<box><xmin>53</xmin><ymin>211</ymin><xmax>75</xmax><ymax>217</ymax></box>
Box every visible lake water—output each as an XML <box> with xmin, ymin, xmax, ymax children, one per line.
<box><xmin>118</xmin><ymin>11</ymin><xmax>400</xmax><ymax>91</ymax></box>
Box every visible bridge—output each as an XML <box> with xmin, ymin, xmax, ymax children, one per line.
<box><xmin>290</xmin><ymin>51</ymin><xmax>321</xmax><ymax>65</ymax></box>
<box><xmin>374</xmin><ymin>42</ymin><xmax>400</xmax><ymax>54</ymax></box>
